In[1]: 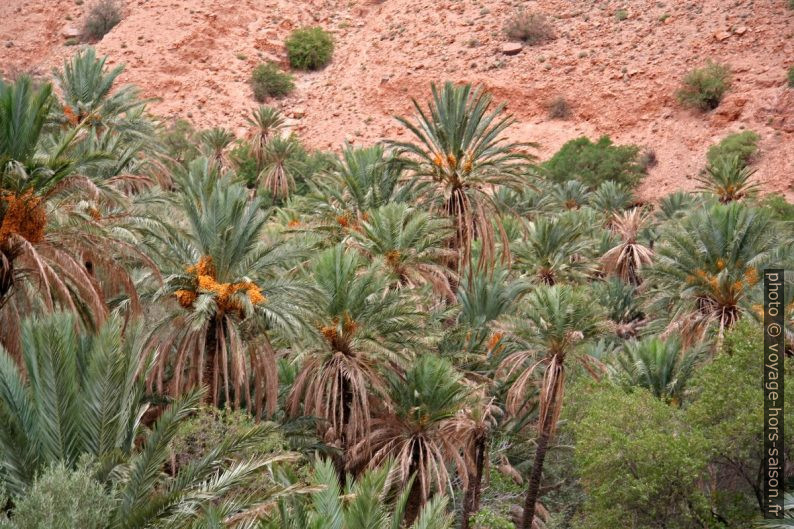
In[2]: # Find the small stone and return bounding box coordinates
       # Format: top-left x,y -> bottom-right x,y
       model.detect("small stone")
734,26 -> 747,35
714,31 -> 731,42
291,107 -> 306,119
62,26 -> 81,39
380,76 -> 389,85
501,42 -> 523,56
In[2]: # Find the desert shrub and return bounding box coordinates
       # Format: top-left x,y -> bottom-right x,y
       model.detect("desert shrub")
0,463 -> 112,529
504,10 -> 554,45
81,0 -> 122,42
250,63 -> 294,101
759,193 -> 794,221
230,142 -> 260,188
637,147 -> 658,170
543,135 -> 645,189
161,118 -> 200,164
614,8 -> 628,20
788,65 -> 794,87
676,61 -> 731,111
546,96 -> 571,119
706,130 -> 759,166
285,27 -> 334,70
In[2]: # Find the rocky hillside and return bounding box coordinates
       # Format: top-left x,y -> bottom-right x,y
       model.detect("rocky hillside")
1,0 -> 792,199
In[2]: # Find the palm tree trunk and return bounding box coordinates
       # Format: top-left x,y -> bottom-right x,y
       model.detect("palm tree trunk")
461,434 -> 487,529
520,421 -> 551,529
203,317 -> 219,406
473,435 -> 486,510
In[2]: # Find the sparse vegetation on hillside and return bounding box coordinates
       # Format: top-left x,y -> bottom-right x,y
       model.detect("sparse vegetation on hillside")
250,62 -> 294,101
285,27 -> 334,70
788,65 -> 794,87
81,0 -> 122,41
676,61 -> 731,111
504,10 -> 555,45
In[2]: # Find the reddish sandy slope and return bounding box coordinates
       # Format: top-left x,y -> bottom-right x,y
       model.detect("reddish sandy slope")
1,0 -> 793,199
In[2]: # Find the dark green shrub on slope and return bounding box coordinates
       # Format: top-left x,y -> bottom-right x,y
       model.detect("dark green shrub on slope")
543,135 -> 645,189
285,27 -> 334,70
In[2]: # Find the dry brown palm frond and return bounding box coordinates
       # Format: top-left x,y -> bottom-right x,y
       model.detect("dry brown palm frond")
498,454 -> 523,485
601,208 -> 653,285
537,355 -> 566,438
350,414 -> 469,503
288,350 -> 384,452
500,350 -> 544,417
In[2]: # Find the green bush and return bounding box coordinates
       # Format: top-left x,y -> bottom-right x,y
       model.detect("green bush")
686,320 -> 794,523
170,407 -> 289,497
567,321 -> 794,529
172,407 -> 285,469
161,118 -> 200,164
788,65 -> 794,88
676,61 -> 731,111
81,0 -> 122,41
543,135 -> 645,189
570,382 -> 711,529
285,27 -> 334,70
250,63 -> 294,101
0,463 -> 112,529
759,193 -> 794,221
706,130 -> 759,166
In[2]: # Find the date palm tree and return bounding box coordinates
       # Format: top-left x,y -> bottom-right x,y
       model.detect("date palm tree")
245,106 -> 285,166
452,265 -> 530,365
500,285 -> 603,529
0,76 -> 151,353
512,212 -> 597,285
303,144 -> 415,233
288,245 -> 420,469
105,390 -> 298,529
600,207 -> 654,285
349,354 -> 470,524
260,136 -> 302,200
647,202 -> 782,346
0,317 -> 298,528
350,202 -> 456,299
148,158 -> 311,414
611,335 -> 704,405
696,154 -> 759,204
52,46 -> 153,141
392,82 -> 533,269
200,128 -> 235,169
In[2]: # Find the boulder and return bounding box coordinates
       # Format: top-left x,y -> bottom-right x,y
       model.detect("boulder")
62,26 -> 81,39
502,42 -> 523,56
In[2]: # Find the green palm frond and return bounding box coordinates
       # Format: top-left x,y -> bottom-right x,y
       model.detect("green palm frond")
352,202 -> 455,298
696,154 -> 759,203
611,335 -> 704,404
0,312 -> 150,496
